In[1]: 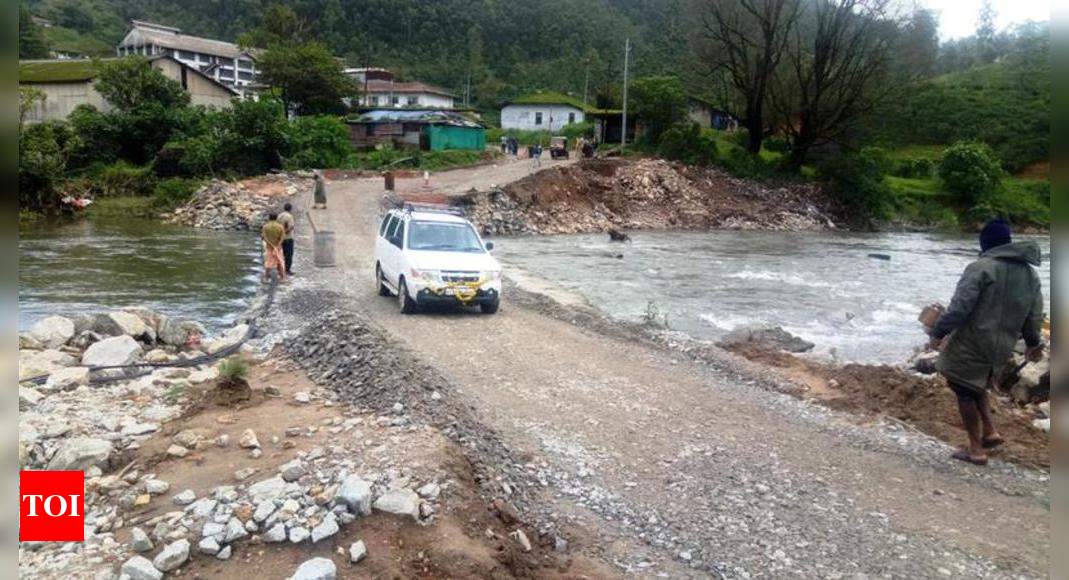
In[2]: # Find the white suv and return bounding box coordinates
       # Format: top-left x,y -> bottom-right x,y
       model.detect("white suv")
374,203 -> 502,314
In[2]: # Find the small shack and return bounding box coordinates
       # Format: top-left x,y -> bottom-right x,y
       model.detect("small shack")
347,110 -> 485,151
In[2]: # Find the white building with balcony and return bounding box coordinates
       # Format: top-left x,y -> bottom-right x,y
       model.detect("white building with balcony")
117,20 -> 258,97
345,67 -> 456,109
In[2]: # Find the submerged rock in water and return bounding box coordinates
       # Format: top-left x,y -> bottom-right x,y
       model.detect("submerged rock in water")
717,324 -> 815,353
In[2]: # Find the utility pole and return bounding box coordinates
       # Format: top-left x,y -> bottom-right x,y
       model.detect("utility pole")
621,37 -> 631,148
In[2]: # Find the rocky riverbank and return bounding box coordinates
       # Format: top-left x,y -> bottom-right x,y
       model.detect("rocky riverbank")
166,172 -> 313,231
455,158 -> 841,236
18,301 -> 590,579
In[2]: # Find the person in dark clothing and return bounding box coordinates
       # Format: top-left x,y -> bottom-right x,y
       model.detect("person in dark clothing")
928,218 -> 1045,465
278,202 -> 295,275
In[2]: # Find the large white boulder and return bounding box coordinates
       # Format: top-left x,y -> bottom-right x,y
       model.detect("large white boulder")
153,538 -> 190,572
120,555 -> 162,580
19,349 -> 77,380
336,475 -> 373,516
82,335 -> 143,367
44,366 -> 90,391
46,437 -> 112,471
30,316 -> 75,348
373,488 -> 421,520
206,324 -> 249,355
289,557 -> 336,580
108,311 -> 156,343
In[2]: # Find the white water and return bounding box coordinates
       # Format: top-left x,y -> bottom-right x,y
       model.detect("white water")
493,230 -> 1051,364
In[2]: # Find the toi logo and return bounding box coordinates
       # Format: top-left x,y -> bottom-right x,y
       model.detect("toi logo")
20,471 -> 85,542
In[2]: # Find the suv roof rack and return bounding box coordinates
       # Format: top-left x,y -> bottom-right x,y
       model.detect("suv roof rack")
400,201 -> 467,218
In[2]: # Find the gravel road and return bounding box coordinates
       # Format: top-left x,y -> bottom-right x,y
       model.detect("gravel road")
278,158 -> 1049,578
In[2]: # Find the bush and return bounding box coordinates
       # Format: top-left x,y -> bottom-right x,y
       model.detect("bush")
215,98 -> 287,176
152,178 -> 201,211
657,123 -> 717,165
966,179 -> 1050,227
816,149 -> 892,220
217,357 -> 249,383
560,122 -> 595,141
938,141 -> 1004,203
284,115 -> 352,169
764,136 -> 789,153
87,161 -> 157,197
891,156 -> 935,178
18,122 -> 69,210
66,105 -> 119,169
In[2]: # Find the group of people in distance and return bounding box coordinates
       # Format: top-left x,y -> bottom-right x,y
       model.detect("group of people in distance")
261,203 -> 295,283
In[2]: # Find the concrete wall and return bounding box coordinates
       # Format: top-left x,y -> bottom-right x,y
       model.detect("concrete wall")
151,58 -> 234,108
501,104 -> 584,132
22,81 -> 110,123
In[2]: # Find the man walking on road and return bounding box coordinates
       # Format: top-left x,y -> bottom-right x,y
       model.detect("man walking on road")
278,202 -> 296,275
261,213 -> 287,283
928,218 -> 1044,466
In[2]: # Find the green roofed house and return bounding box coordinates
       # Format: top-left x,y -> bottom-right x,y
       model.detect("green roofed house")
347,110 -> 486,151
19,56 -> 238,123
501,91 -> 633,143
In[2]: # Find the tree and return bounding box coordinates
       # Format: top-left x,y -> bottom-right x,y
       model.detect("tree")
976,0 -> 997,63
94,57 -> 190,112
631,76 -> 689,143
237,4 -> 309,48
772,0 -> 900,168
900,8 -> 939,79
257,42 -> 359,116
19,3 -> 50,59
692,0 -> 801,154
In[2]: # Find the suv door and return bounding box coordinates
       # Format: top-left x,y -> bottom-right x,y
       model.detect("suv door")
388,218 -> 407,288
377,214 -> 398,284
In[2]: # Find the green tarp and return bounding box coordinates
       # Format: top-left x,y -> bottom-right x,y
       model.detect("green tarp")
424,124 -> 485,151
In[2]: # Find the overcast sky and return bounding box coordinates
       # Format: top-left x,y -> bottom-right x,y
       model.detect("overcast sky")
920,0 -> 1049,40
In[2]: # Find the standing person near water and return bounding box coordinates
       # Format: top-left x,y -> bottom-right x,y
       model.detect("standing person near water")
928,218 -> 1045,466
278,202 -> 296,276
261,213 -> 286,283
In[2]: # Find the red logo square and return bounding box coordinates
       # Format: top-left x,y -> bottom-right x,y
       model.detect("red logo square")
20,471 -> 85,542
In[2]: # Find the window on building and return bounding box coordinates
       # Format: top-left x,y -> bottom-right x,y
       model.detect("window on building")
198,54 -> 211,63
238,71 -> 253,81
238,59 -> 253,69
568,112 -> 576,124
534,112 -> 543,125
407,96 -> 419,106
369,96 -> 379,105
391,96 -> 400,106
219,69 -> 234,79
179,50 -> 196,60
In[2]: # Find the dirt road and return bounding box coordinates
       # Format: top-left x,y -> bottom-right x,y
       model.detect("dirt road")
292,157 -> 1049,578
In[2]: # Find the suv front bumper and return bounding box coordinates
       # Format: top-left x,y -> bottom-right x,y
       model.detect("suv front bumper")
416,287 -> 499,306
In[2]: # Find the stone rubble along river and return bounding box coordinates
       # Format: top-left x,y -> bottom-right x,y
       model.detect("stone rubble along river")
166,172 -> 313,231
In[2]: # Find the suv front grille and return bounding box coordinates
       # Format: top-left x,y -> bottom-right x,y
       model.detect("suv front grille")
441,271 -> 480,283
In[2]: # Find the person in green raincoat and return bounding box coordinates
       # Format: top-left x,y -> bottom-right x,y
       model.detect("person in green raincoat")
928,218 -> 1045,466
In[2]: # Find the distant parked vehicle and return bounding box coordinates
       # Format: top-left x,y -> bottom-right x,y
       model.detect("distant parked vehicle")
550,136 -> 569,159
374,203 -> 502,314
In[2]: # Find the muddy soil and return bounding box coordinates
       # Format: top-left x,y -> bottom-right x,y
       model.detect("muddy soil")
728,345 -> 1050,469
459,158 -> 843,235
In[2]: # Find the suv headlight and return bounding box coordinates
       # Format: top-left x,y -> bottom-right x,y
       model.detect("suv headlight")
410,269 -> 441,282
483,270 -> 502,281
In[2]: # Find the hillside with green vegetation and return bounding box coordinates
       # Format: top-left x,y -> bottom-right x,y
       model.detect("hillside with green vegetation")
19,0 -> 1049,231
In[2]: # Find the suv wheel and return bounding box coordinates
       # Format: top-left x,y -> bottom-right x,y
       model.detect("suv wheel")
398,278 -> 417,314
375,264 -> 391,296
480,299 -> 500,314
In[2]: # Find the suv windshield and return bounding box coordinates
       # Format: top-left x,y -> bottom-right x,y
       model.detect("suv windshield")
408,221 -> 484,253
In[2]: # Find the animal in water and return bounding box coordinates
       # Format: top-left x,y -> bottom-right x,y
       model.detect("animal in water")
608,228 -> 631,242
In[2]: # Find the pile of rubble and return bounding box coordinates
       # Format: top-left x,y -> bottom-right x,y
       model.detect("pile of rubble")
18,308 -> 251,472
166,172 -> 313,231
456,158 -> 840,236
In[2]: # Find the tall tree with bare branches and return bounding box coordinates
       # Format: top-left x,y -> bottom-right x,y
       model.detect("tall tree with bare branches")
773,0 -> 900,167
692,0 -> 801,154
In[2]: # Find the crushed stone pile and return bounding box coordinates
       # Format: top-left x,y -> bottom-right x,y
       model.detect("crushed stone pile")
457,158 -> 841,235
167,172 -> 313,231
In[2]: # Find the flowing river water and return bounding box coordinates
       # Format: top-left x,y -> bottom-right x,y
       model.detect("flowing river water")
494,230 -> 1051,364
20,218 -> 1050,365
19,217 -> 261,332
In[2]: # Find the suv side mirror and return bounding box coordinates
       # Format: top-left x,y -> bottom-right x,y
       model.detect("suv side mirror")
485,241 -> 494,251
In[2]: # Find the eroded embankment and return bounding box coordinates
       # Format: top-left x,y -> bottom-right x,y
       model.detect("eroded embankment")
456,158 -> 843,235
725,344 -> 1051,469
